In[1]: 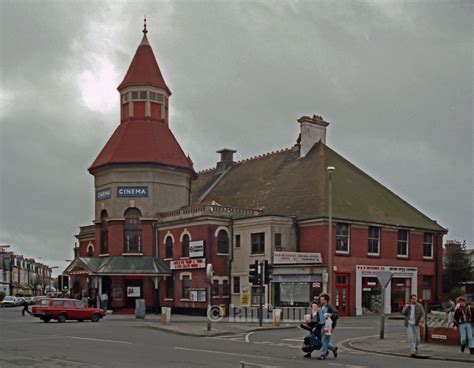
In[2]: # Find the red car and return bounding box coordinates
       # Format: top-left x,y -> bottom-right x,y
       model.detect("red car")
32,298 -> 106,323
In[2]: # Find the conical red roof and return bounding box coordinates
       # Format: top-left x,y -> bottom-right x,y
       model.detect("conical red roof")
117,34 -> 171,94
89,120 -> 193,173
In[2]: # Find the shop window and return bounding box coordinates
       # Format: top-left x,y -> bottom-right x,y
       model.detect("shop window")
182,276 -> 190,299
251,286 -> 262,305
217,230 -> 229,254
367,226 -> 380,255
100,210 -> 108,254
165,236 -> 173,259
423,233 -> 433,259
235,234 -> 241,248
422,276 -> 433,301
123,208 -> 141,253
251,232 -> 265,254
275,233 -> 282,251
233,276 -> 240,293
166,277 -> 173,299
336,223 -> 350,253
212,280 -> 219,296
222,280 -> 229,296
397,230 -> 409,257
181,234 -> 190,258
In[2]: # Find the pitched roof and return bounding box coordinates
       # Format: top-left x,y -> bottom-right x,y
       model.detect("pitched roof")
65,256 -> 171,275
89,120 -> 194,173
191,143 -> 446,232
117,34 -> 170,94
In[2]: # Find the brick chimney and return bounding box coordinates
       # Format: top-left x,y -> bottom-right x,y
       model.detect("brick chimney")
216,148 -> 236,174
297,115 -> 329,157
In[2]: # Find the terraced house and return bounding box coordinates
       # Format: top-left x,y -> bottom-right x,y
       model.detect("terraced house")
64,23 -> 446,316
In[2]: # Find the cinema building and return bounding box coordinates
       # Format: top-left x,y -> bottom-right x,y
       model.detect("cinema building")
64,24 -> 446,316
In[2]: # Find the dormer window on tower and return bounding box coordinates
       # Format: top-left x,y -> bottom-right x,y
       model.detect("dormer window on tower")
120,89 -> 167,122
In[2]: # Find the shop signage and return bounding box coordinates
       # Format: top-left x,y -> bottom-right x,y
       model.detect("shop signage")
274,251 -> 322,265
117,186 -> 149,197
126,286 -> 140,297
189,240 -> 204,258
431,334 -> 447,340
357,265 -> 417,276
241,287 -> 250,307
170,258 -> 206,270
96,188 -> 111,201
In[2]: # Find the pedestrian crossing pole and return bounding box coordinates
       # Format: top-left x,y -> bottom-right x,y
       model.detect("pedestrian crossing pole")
376,270 -> 393,339
259,261 -> 264,327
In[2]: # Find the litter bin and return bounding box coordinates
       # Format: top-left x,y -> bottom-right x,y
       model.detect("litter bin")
161,307 -> 171,324
273,308 -> 281,327
135,299 -> 146,319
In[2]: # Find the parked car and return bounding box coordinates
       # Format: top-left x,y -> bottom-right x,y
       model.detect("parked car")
31,298 -> 106,323
0,296 -> 19,307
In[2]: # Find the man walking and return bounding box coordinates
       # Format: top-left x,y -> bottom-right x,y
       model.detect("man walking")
21,298 -> 31,316
401,294 -> 424,357
100,292 -> 109,311
453,296 -> 473,354
317,293 -> 338,360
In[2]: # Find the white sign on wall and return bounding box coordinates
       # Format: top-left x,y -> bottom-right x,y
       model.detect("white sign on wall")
274,251 -> 322,265
189,240 -> 204,258
126,286 -> 141,297
170,258 -> 206,270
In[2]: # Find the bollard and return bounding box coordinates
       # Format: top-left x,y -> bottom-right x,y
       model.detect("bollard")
273,308 -> 281,327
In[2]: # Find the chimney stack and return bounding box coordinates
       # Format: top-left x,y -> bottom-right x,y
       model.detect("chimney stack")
297,114 -> 329,157
216,148 -> 236,174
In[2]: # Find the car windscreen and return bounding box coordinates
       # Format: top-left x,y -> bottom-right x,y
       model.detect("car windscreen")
40,299 -> 49,305
51,300 -> 64,306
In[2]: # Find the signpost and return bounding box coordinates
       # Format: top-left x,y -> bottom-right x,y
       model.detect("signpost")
376,270 -> 393,339
206,264 -> 213,331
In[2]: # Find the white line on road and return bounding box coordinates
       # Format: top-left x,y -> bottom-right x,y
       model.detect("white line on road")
174,347 -> 272,360
245,331 -> 255,342
65,336 -> 133,344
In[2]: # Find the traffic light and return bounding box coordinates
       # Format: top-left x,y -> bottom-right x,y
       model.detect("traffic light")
62,275 -> 69,290
264,260 -> 273,284
57,275 -> 63,290
248,260 -> 259,285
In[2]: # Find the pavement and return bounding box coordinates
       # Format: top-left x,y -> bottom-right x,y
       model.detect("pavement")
106,312 -> 474,363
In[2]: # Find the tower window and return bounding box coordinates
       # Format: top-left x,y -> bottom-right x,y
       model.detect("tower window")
149,92 -> 164,103
139,91 -> 147,99
124,208 -> 142,253
121,93 -> 128,103
100,210 -> 108,255
131,91 -> 139,100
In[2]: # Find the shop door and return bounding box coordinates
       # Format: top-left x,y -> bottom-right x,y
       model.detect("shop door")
335,273 -> 350,316
124,280 -> 143,308
390,277 -> 410,312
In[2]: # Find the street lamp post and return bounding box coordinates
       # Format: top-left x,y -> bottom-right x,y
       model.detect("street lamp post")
327,166 -> 335,303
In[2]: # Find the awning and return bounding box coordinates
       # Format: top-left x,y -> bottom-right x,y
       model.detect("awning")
272,274 -> 322,283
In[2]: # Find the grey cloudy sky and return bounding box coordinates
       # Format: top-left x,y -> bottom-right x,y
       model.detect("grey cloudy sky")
0,0 -> 472,274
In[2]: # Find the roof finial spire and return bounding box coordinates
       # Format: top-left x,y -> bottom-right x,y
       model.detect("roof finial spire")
143,16 -> 148,35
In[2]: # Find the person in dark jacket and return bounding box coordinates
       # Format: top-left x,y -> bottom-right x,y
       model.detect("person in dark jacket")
21,299 -> 31,316
453,296 -> 474,354
316,293 -> 339,360
303,301 -> 322,358
401,294 -> 425,357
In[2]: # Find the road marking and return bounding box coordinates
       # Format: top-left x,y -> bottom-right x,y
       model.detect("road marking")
174,347 -> 272,360
245,331 -> 255,342
65,336 -> 133,344
2,335 -> 61,342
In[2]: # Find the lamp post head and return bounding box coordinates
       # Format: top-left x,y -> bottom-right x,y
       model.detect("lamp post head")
327,166 -> 335,173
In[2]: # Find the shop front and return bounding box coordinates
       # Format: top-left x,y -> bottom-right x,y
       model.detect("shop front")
355,265 -> 417,316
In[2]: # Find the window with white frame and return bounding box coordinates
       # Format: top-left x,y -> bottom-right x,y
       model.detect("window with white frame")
182,276 -> 190,299
233,277 -> 240,293
336,223 -> 350,253
217,230 -> 229,254
181,234 -> 190,258
397,230 -> 409,257
423,233 -> 433,258
368,226 -> 380,255
165,236 -> 173,259
251,233 -> 265,254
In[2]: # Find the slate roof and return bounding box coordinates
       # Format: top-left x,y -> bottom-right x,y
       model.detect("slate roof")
191,143 -> 446,232
66,257 -> 171,275
88,120 -> 194,173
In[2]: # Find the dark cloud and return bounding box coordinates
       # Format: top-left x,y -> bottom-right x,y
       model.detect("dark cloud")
0,0 -> 472,272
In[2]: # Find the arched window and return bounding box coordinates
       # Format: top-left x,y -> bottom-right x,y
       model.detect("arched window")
87,245 -> 94,257
124,208 -> 142,253
165,236 -> 173,259
217,230 -> 229,254
181,234 -> 190,258
100,210 -> 108,254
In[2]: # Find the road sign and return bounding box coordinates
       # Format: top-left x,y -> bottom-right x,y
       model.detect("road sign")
376,270 -> 393,288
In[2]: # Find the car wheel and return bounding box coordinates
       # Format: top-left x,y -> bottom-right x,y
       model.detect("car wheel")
42,317 -> 51,323
91,314 -> 100,322
57,313 -> 67,323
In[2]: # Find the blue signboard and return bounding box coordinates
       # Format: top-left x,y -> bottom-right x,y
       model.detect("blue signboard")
96,188 -> 111,201
117,186 -> 149,197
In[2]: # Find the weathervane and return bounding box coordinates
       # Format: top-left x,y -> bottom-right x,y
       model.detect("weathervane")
143,16 -> 148,35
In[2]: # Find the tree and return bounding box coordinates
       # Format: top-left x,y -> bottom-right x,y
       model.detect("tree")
442,240 -> 473,293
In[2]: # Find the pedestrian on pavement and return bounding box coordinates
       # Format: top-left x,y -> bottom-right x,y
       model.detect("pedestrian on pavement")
316,293 -> 339,360
101,292 -> 109,311
303,301 -> 322,358
448,299 -> 456,321
21,299 -> 31,316
401,294 -> 425,358
453,296 -> 474,354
